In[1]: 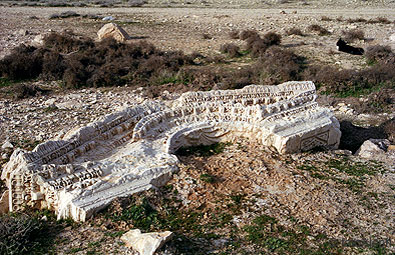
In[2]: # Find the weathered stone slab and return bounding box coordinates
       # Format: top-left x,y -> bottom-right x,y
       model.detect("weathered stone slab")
1,81 -> 341,221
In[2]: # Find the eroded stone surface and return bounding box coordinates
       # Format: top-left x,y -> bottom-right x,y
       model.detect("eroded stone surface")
1,81 -> 341,221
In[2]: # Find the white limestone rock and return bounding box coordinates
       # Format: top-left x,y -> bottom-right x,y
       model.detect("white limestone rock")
1,81 -> 341,221
121,229 -> 173,255
97,23 -> 130,42
355,139 -> 394,165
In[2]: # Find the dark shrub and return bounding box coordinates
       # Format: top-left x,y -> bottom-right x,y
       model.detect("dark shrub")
0,45 -> 46,80
367,17 -> 391,24
342,29 -> 365,42
0,214 -> 42,254
286,27 -> 304,36
220,43 -> 241,58
321,16 -> 332,21
12,84 -> 45,99
229,30 -> 240,39
43,32 -> 94,54
308,24 -> 331,35
365,45 -> 393,64
258,46 -> 305,84
239,30 -> 259,41
41,51 -> 65,80
262,32 -> 282,46
347,17 -> 367,23
202,33 -> 212,39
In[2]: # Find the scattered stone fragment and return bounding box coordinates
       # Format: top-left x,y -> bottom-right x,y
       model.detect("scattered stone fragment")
1,140 -> 13,150
121,229 -> 174,255
16,29 -> 29,36
97,23 -> 131,42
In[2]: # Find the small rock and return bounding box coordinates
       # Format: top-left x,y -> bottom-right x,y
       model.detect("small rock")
31,34 -> 45,47
121,229 -> 173,255
102,16 -> 114,21
17,29 -> 29,36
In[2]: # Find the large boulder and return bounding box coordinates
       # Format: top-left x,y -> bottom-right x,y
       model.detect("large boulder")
97,23 -> 130,42
121,229 -> 174,255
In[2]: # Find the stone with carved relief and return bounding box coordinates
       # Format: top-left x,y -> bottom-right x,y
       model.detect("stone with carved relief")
1,81 -> 341,221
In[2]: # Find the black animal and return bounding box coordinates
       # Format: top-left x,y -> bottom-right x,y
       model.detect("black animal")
336,38 -> 364,55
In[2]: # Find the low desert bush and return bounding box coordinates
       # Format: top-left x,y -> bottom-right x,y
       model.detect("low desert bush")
0,32 -> 195,89
286,27 -> 304,36
12,84 -> 46,99
242,31 -> 282,57
346,17 -> 367,23
0,44 -> 46,80
43,31 -> 94,54
229,30 -> 240,39
0,214 -> 44,254
308,24 -> 331,35
220,43 -> 241,58
367,17 -> 391,24
342,29 -> 365,42
239,30 -> 259,41
257,46 -> 305,84
321,16 -> 333,21
365,45 -> 394,65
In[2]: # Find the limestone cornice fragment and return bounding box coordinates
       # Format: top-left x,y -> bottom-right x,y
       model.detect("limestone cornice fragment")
1,81 -> 340,221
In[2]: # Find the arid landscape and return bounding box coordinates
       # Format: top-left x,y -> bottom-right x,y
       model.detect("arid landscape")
0,0 -> 394,254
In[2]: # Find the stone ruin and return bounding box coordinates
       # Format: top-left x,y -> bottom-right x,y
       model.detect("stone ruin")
1,81 -> 341,221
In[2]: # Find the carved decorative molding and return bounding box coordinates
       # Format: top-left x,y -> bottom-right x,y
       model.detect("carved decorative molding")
1,81 -> 341,221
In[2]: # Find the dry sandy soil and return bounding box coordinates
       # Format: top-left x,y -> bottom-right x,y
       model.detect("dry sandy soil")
0,2 -> 394,255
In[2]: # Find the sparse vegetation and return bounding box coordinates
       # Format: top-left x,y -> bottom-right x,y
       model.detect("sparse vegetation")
308,24 -> 331,35
220,43 -> 241,58
175,142 -> 230,157
342,29 -> 365,42
0,211 -> 63,255
286,27 -> 304,36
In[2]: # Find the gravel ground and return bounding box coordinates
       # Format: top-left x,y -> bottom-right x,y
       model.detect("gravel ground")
0,3 -> 394,254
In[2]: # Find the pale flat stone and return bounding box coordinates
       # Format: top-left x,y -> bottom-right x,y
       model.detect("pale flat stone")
121,229 -> 173,255
1,81 -> 341,221
97,23 -> 130,42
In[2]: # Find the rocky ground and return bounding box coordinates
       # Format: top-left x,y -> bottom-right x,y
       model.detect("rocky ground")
0,2 -> 394,255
